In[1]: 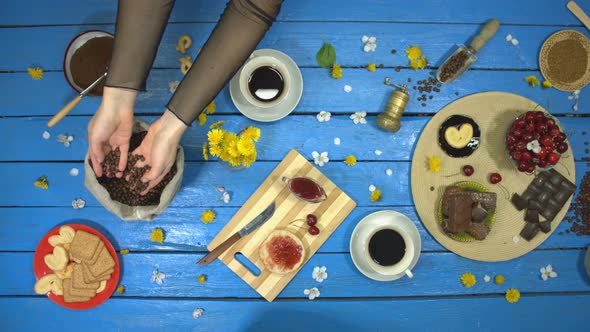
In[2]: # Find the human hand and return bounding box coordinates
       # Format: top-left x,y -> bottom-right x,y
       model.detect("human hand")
87,87 -> 137,177
132,109 -> 187,195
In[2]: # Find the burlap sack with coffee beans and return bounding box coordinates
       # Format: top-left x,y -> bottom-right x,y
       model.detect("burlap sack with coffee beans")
84,119 -> 184,221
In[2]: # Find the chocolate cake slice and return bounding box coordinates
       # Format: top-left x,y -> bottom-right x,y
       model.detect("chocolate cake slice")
468,192 -> 496,212
467,223 -> 490,240
446,195 -> 473,233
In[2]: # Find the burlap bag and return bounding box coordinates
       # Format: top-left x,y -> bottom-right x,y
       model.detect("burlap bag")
84,119 -> 184,221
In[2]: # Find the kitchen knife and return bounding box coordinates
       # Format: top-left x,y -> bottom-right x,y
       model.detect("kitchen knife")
437,19 -> 500,84
196,201 -> 276,265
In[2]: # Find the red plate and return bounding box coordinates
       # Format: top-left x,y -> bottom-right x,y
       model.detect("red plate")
33,224 -> 120,310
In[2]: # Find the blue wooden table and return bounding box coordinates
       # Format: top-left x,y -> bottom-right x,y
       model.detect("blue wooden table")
1,1 -> 590,330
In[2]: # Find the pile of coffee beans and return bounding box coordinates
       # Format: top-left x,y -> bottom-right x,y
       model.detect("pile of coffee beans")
438,49 -> 470,83
564,170 -> 590,236
90,131 -> 177,206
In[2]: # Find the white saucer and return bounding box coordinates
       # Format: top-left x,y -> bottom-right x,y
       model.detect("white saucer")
229,49 -> 303,122
350,210 -> 421,282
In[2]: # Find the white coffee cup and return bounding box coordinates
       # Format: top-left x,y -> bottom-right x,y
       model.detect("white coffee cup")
351,210 -> 421,281
238,55 -> 291,108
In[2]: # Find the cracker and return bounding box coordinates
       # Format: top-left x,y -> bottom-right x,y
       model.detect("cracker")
87,246 -> 115,277
72,264 -> 100,290
70,230 -> 101,262
81,260 -> 113,283
63,292 -> 91,303
82,241 -> 104,265
63,278 -> 96,298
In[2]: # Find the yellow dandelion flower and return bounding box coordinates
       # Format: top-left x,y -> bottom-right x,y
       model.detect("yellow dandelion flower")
207,129 -> 225,146
331,64 -> 343,79
201,210 -> 216,224
28,67 -> 44,80
344,154 -> 357,166
209,120 -> 225,129
242,149 -> 257,168
495,275 -> 505,285
202,143 -> 209,161
460,272 -> 476,288
198,113 -> 207,126
367,63 -> 376,72
120,249 -> 130,255
150,228 -> 165,244
237,136 -> 255,156
241,126 -> 261,142
116,285 -> 126,294
410,56 -> 427,70
405,46 -> 422,60
34,175 -> 49,189
198,275 -> 207,284
224,133 -> 240,158
524,75 -> 540,87
428,156 -> 441,172
542,80 -> 553,89
228,155 -> 242,167
204,100 -> 216,114
370,189 -> 382,202
219,149 -> 232,162
209,144 -> 223,157
505,288 -> 520,303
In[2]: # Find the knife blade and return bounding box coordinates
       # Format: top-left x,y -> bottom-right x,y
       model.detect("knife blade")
196,201 -> 276,265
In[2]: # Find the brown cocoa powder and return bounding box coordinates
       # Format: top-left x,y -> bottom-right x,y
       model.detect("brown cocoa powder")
547,39 -> 587,84
70,36 -> 113,96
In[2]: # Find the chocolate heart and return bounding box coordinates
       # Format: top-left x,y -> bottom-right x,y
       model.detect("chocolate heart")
444,123 -> 473,149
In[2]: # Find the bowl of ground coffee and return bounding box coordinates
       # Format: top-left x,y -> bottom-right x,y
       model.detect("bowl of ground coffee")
539,30 -> 590,92
63,30 -> 114,96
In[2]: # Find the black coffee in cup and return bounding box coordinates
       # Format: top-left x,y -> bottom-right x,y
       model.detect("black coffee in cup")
248,66 -> 284,103
368,229 -> 406,266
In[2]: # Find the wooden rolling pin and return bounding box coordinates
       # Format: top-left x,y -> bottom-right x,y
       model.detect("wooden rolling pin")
567,1 -> 590,30
47,72 -> 106,128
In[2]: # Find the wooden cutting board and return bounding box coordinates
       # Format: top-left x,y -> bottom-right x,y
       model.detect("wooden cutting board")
208,149 -> 356,302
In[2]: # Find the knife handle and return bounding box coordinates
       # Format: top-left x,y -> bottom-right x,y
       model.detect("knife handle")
197,233 -> 241,265
470,19 -> 500,52
568,1 -> 590,31
48,95 -> 83,128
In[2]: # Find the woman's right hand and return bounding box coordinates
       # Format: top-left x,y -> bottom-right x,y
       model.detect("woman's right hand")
87,86 -> 137,177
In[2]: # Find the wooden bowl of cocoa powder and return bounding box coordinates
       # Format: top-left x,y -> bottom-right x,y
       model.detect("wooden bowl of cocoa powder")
63,30 -> 113,96
539,30 -> 590,92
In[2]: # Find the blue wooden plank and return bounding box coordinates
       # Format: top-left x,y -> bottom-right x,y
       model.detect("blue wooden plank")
1,23 -> 586,71
3,250 -> 589,298
2,115 -> 589,162
1,161 -> 588,208
0,0 -> 583,25
1,204 -> 587,253
2,295 -> 589,331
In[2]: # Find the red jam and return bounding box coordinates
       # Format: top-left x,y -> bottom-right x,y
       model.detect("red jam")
288,177 -> 324,201
266,235 -> 303,270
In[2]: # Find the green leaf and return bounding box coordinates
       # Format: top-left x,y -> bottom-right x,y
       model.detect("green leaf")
316,42 -> 336,68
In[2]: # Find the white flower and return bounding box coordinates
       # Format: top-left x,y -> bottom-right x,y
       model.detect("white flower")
311,151 -> 329,167
511,38 -> 519,46
333,137 -> 341,146
361,35 -> 369,43
221,191 -> 230,204
57,134 -> 74,148
385,168 -> 393,176
369,184 -> 376,192
312,266 -> 328,282
316,110 -> 331,122
42,131 -> 50,140
527,140 -> 541,154
374,150 -> 382,156
350,111 -> 367,124
70,168 -> 79,176
484,275 -> 491,282
168,80 -> 180,93
361,35 -> 377,52
505,34 -> 513,41
71,198 -> 86,209
303,287 -> 320,300
192,308 -> 205,319
513,235 -> 520,244
363,43 -> 377,52
216,186 -> 225,192
344,85 -> 352,93
151,270 -> 166,285
540,265 -> 557,281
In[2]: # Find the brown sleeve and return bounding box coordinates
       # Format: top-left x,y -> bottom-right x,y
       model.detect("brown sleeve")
167,0 -> 284,126
105,0 -> 175,91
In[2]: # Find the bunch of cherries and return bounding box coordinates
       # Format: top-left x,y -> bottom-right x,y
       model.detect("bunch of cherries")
506,111 -> 568,173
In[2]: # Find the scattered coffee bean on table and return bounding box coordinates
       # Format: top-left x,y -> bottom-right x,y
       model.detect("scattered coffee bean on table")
89,131 -> 178,206
564,171 -> 590,235
438,50 -> 470,83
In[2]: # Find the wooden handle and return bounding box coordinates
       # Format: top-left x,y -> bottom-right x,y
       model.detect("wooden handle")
470,19 -> 500,52
196,233 -> 241,265
567,1 -> 590,30
48,95 -> 83,128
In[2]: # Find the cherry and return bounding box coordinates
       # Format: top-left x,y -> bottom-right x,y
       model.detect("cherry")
306,214 -> 318,226
525,112 -> 536,122
489,172 -> 502,184
536,148 -> 548,159
514,119 -> 526,128
511,151 -> 523,161
308,225 -> 320,235
526,165 -> 535,173
506,135 -> 517,146
538,159 -> 548,168
535,123 -> 548,134
541,135 -> 553,147
516,141 -> 527,151
546,118 -> 556,127
518,161 -> 529,172
463,165 -> 474,176
535,112 -> 546,122
556,133 -> 567,143
531,157 -> 540,166
549,128 -> 561,137
525,123 -> 536,133
556,143 -> 569,153
521,151 -> 532,161
523,133 -> 534,142
512,129 -> 523,138
547,152 -> 560,165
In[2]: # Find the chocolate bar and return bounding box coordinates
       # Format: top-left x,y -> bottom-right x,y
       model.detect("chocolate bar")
525,209 -> 539,224
520,222 -> 540,241
539,221 -> 551,233
511,194 -> 528,211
